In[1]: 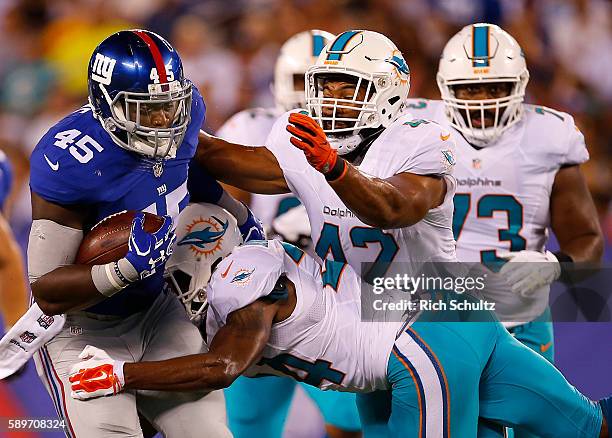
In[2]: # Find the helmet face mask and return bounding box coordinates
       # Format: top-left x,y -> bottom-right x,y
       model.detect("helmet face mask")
437,23 -> 529,147
273,30 -> 335,112
105,80 -> 192,159
306,31 -> 410,155
166,267 -> 210,325
88,30 -> 193,159
307,69 -> 381,150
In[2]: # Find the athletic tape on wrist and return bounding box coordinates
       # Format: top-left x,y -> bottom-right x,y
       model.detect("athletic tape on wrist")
91,263 -> 128,297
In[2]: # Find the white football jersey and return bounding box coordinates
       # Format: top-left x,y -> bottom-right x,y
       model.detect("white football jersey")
264,111 -> 458,285
216,108 -> 302,228
206,239 -> 399,392
406,98 -> 589,324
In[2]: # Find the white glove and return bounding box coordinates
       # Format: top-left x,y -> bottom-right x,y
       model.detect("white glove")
69,345 -> 125,400
498,250 -> 561,297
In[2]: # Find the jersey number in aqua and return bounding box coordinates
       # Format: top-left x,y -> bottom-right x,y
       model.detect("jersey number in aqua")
453,194 -> 526,270
315,222 -> 399,286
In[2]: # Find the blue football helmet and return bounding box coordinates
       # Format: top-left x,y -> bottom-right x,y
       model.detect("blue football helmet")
88,29 -> 192,159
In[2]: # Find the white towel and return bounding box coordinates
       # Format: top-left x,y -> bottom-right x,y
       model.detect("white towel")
0,304 -> 65,379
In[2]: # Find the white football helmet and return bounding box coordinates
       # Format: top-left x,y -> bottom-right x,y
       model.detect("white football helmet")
273,30 -> 335,112
437,23 -> 529,147
306,30 -> 410,155
165,203 -> 242,323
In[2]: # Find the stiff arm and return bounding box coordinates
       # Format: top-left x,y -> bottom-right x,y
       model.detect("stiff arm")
196,131 -> 290,195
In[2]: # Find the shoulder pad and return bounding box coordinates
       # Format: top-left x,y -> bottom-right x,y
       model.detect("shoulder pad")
30,107 -> 134,204
362,114 -> 454,177
207,241 -> 286,324
522,104 -> 588,167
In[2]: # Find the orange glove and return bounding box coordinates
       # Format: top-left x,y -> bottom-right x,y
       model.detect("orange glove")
69,346 -> 125,400
286,113 -> 346,180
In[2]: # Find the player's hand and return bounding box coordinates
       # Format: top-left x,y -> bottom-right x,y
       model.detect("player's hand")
238,203 -> 266,242
122,213 -> 176,281
69,346 -> 125,400
286,113 -> 340,175
498,250 -> 561,297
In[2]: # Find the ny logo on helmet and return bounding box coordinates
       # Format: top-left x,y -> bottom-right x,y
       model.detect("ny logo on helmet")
91,54 -> 116,85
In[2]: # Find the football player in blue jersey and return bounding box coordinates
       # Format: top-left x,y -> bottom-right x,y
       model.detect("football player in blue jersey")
27,29 -> 261,437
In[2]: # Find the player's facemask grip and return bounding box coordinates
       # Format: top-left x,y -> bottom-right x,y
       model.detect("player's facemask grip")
98,80 -> 192,159
307,70 -> 384,155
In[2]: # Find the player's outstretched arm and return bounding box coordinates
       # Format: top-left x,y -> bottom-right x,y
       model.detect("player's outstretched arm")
286,113 -> 446,228
328,168 -> 445,229
125,298 -> 278,391
196,130 -> 290,195
550,164 -> 603,264
69,298 -> 279,398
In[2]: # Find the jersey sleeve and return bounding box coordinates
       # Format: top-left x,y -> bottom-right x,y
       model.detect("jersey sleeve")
563,118 -> 589,166
264,111 -> 312,173
360,119 -> 456,178
206,240 -> 286,326
215,112 -> 248,144
29,134 -> 96,205
263,110 -> 319,197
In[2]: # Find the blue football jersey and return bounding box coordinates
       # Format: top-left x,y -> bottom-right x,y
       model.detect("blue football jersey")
30,85 -> 208,315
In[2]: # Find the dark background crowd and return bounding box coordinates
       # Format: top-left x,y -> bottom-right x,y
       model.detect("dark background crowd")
0,1 -> 609,433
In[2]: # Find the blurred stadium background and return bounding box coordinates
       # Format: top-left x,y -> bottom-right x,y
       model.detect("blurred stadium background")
0,0 -> 609,436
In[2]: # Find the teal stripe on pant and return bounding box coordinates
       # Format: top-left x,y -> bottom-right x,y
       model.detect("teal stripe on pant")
356,293 -> 602,437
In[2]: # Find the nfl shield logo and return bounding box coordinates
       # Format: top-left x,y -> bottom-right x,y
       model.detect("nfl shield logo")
19,331 -> 37,343
153,161 -> 164,177
37,315 -> 54,329
472,159 -> 482,169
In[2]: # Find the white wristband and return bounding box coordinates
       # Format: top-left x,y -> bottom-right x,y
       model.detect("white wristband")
91,259 -> 138,297
114,360 -> 126,388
